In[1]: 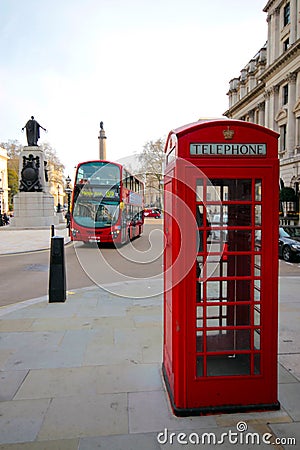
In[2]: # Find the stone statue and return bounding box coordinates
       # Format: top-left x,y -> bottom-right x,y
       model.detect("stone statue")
100,121 -> 104,130
22,116 -> 47,146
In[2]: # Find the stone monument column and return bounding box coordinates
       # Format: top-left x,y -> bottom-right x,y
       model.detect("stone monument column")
98,121 -> 107,160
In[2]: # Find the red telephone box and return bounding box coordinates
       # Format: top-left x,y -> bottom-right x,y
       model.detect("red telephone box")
163,119 -> 280,416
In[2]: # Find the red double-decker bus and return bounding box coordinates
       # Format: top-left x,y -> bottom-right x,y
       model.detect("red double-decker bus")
70,160 -> 144,245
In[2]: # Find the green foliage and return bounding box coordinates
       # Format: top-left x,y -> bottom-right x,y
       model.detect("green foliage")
7,168 -> 18,208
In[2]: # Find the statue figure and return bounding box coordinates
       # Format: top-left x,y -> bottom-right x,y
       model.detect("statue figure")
22,116 -> 47,146
100,121 -> 104,130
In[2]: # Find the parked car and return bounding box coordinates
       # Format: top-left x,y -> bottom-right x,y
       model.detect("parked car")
281,226 -> 300,242
279,227 -> 300,262
144,208 -> 161,219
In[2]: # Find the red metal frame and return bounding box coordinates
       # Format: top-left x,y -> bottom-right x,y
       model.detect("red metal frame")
70,160 -> 144,245
163,120 -> 280,415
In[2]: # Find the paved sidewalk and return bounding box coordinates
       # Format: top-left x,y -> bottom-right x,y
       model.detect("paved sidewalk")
0,228 -> 299,448
0,225 -> 71,254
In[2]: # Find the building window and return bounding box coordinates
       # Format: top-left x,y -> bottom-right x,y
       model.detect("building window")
297,117 -> 300,148
283,38 -> 289,51
280,124 -> 287,151
283,3 -> 290,27
283,84 -> 289,105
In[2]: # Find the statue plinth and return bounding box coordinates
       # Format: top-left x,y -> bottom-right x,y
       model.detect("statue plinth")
10,146 -> 59,228
10,192 -> 59,227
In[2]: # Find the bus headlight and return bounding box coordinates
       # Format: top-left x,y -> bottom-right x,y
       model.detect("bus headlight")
71,228 -> 80,237
111,226 -> 121,238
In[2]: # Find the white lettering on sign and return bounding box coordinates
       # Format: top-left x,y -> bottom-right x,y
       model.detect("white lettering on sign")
190,143 -> 267,156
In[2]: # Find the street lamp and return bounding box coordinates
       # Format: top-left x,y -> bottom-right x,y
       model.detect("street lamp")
57,184 -> 61,213
65,175 -> 72,233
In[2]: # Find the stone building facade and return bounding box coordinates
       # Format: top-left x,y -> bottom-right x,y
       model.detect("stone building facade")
224,0 -> 300,216
0,147 -> 9,217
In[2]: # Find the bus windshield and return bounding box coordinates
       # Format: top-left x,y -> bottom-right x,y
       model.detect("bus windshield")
73,199 -> 119,228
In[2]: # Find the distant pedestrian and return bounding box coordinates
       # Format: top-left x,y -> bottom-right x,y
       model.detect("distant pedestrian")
3,213 -> 9,225
22,116 -> 47,146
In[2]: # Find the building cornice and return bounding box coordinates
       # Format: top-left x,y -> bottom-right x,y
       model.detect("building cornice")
224,82 -> 265,117
259,39 -> 300,82
263,0 -> 285,13
225,39 -> 300,117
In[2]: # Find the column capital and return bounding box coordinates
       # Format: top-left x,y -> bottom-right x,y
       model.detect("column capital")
274,6 -> 280,16
286,72 -> 297,84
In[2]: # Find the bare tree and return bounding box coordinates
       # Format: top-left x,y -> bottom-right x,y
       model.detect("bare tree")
137,138 -> 165,208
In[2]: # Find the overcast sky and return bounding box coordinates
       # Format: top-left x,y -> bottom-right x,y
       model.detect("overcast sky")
1,0 -> 268,177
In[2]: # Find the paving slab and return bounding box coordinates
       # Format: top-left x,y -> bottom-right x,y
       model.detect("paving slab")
215,408 -> 292,427
37,393 -> 128,440
14,366 -> 98,400
0,319 -> 35,333
83,336 -> 144,366
0,370 -> 29,401
269,422 -> 300,449
128,390 -> 218,434
278,362 -> 299,384
14,363 -> 162,400
94,363 -> 162,394
278,382 -> 300,421
1,329 -> 91,370
279,353 -> 300,381
0,330 -> 65,370
0,398 -> 50,444
0,439 -> 79,450
78,433 -> 161,450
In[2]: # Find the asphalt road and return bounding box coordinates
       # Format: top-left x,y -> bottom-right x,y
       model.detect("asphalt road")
0,220 -> 299,307
0,222 -> 164,307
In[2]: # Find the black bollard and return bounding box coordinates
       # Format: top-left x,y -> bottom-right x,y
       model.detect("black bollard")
49,236 -> 66,302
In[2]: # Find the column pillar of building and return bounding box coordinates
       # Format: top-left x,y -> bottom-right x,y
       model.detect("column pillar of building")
273,7 -> 280,62
287,72 -> 297,156
258,102 -> 265,126
239,69 -> 247,99
227,89 -> 233,109
266,14 -> 272,64
264,89 -> 271,128
231,78 -> 239,105
268,88 -> 275,129
248,109 -> 255,123
290,0 -> 297,44
273,85 -> 280,131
